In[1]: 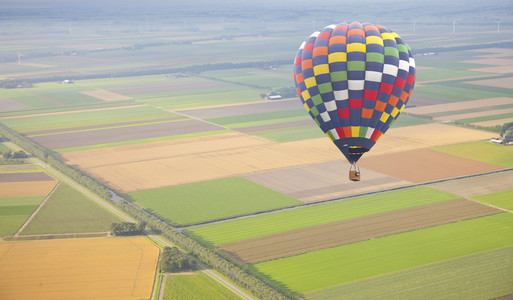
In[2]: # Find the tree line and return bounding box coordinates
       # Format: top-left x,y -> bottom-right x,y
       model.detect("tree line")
0,123 -> 288,299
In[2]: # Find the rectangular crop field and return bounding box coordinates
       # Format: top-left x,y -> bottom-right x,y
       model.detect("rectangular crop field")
162,273 -> 241,300
186,187 -> 459,246
0,181 -> 57,198
432,171 -> 513,198
20,182 -> 120,235
218,199 -> 500,264
472,189 -> 513,211
251,213 -> 513,295
432,141 -> 513,167
359,148 -> 503,183
0,196 -> 45,236
129,177 -> 301,226
405,97 -> 513,116
0,237 -> 159,300
0,104 -> 173,133
305,245 -> 513,300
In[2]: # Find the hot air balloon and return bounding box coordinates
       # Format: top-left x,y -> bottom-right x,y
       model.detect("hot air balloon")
293,22 -> 416,181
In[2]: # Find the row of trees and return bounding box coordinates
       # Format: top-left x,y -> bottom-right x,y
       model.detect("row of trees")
110,222 -> 146,236
159,247 -> 195,273
0,123 -> 288,299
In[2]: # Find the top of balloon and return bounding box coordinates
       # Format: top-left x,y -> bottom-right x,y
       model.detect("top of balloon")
293,22 -> 416,166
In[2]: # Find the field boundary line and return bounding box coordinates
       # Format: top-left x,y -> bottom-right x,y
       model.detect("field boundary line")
467,197 -> 513,214
14,181 -> 60,236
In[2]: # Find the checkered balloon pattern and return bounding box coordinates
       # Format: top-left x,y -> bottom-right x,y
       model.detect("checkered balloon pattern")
293,22 -> 416,164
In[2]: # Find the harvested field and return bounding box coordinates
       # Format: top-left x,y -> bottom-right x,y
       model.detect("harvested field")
465,76 -> 513,90
244,161 -> 409,203
219,199 -> 501,264
468,65 -> 513,74
359,149 -> 503,183
0,181 -> 58,197
179,99 -> 303,119
462,58 -> 513,66
368,123 -> 493,156
61,132 -> 271,169
0,98 -> 29,111
472,116 -> 513,127
0,172 -> 53,182
433,171 -> 513,198
32,119 -> 222,149
80,89 -> 132,101
434,107 -> 513,122
405,97 -> 513,116
0,237 -> 159,300
63,124 -> 494,192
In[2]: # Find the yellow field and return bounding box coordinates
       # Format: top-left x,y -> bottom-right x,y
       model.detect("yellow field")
62,124 -> 492,193
0,237 -> 159,300
80,89 -> 132,101
0,181 -> 58,197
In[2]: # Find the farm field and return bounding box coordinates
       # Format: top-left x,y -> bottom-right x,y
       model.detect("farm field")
304,245 -> 513,300
0,237 -> 159,300
3,3 -> 513,299
0,171 -> 58,236
218,198 -> 501,264
20,182 -> 121,235
128,177 -> 301,226
162,273 -> 241,300
186,187 -> 459,246
251,213 -> 513,295
472,189 -> 513,211
358,148 -> 503,183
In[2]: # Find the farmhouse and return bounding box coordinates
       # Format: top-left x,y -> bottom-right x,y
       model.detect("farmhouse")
266,95 -> 282,100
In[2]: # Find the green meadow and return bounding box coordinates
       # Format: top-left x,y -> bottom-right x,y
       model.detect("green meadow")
162,272 -> 242,300
251,124 -> 324,143
432,141 -> 513,167
0,196 -> 44,236
305,245 -> 513,300
129,177 -> 302,226
186,187 -> 459,246
473,189 -> 513,211
20,183 -> 120,235
1,105 -> 175,133
252,213 -> 513,295
206,109 -> 309,128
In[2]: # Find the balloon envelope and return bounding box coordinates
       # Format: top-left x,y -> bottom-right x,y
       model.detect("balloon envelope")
293,22 -> 416,164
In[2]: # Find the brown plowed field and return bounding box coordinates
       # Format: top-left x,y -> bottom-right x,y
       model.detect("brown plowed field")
435,107 -> 513,122
0,98 -> 29,111
218,199 -> 502,264
0,172 -> 53,182
472,117 -> 513,127
32,119 -> 222,149
464,76 -> 513,90
359,149 -> 503,183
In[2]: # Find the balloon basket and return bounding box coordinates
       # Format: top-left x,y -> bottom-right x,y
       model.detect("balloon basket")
349,164 -> 360,182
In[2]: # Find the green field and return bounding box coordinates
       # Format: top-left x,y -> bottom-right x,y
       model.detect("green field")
0,196 -> 44,236
432,141 -> 513,167
206,109 -> 310,128
139,88 -> 264,110
129,177 -> 302,226
0,105 -> 175,133
0,143 -> 10,152
305,245 -> 513,300
390,115 -> 431,128
412,82 -> 513,102
186,187 -> 459,246
162,273 -> 242,300
20,183 -> 120,235
473,189 -> 513,211
456,112 -> 513,124
251,213 -> 513,295
250,124 -> 324,142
